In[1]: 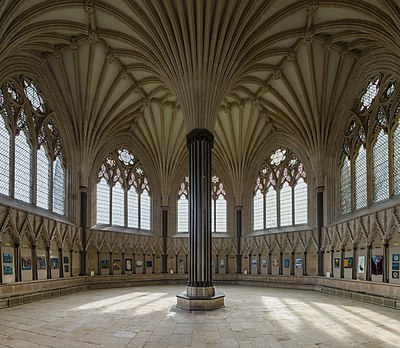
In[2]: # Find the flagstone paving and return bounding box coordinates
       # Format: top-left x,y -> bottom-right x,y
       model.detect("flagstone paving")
0,285 -> 399,347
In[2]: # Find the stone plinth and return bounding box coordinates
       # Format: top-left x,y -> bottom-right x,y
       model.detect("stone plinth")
176,289 -> 225,311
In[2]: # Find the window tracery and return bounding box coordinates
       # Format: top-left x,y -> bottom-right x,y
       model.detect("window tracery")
96,148 -> 151,230
253,148 -> 307,230
0,77 -> 65,214
339,74 -> 400,214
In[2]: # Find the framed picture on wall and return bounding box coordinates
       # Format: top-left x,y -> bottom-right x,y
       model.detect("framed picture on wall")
284,259 -> 289,268
262,259 -> 267,268
392,263 -> 399,271
371,255 -> 383,275
64,256 -> 69,264
125,259 -> 132,271
146,260 -> 152,268
3,264 -> 13,275
37,256 -> 46,270
22,256 -> 32,270
334,258 -> 340,268
295,258 -> 302,269
272,259 -> 279,267
251,260 -> 257,268
113,260 -> 121,270
51,258 -> 59,270
358,256 -> 365,274
100,260 -> 109,269
392,271 -> 399,279
64,264 -> 69,273
136,260 -> 143,267
3,253 -> 12,264
393,254 -> 399,262
344,257 -> 353,268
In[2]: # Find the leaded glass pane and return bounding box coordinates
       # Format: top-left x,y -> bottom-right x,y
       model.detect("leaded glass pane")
177,194 -> 189,233
394,124 -> 400,195
52,157 -> 64,214
96,178 -> 110,224
112,183 -> 124,226
215,195 -> 227,232
360,78 -> 379,111
128,188 -> 139,228
0,115 -> 10,196
265,187 -> 277,228
140,190 -> 151,230
354,146 -> 367,210
373,129 -> 389,202
253,190 -> 264,230
294,178 -> 307,224
280,182 -> 292,226
340,158 -> 351,214
36,146 -> 49,209
14,131 -> 31,203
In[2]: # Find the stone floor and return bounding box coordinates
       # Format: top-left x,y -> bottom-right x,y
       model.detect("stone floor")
0,285 -> 399,347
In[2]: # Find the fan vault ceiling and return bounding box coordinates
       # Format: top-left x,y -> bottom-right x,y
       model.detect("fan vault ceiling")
0,0 -> 399,202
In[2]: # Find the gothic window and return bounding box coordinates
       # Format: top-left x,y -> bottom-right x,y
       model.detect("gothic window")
96,177 -> 110,224
36,145 -> 50,209
339,75 -> 399,215
0,101 -> 10,196
177,177 -> 189,233
253,180 -> 264,230
372,129 -> 389,202
14,130 -> 31,203
0,78 -> 65,214
96,148 -> 151,230
211,175 -> 227,233
339,157 -> 351,214
112,181 -> 125,226
52,157 -> 64,214
294,177 -> 308,224
280,182 -> 292,226
394,123 -> 400,195
253,148 -> 308,230
128,187 -> 139,228
176,174 -> 227,233
265,186 -> 277,228
354,145 -> 367,210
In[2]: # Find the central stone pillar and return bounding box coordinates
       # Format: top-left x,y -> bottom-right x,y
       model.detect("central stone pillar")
176,129 -> 225,311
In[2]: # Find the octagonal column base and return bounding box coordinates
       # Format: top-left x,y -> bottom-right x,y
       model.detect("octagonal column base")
176,288 -> 225,311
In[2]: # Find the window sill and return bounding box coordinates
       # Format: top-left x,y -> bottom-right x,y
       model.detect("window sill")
0,194 -> 72,225
91,225 -> 158,236
333,194 -> 400,225
171,232 -> 233,238
249,225 -> 312,236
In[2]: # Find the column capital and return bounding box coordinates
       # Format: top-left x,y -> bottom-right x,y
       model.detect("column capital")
186,128 -> 214,147
315,186 -> 324,193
